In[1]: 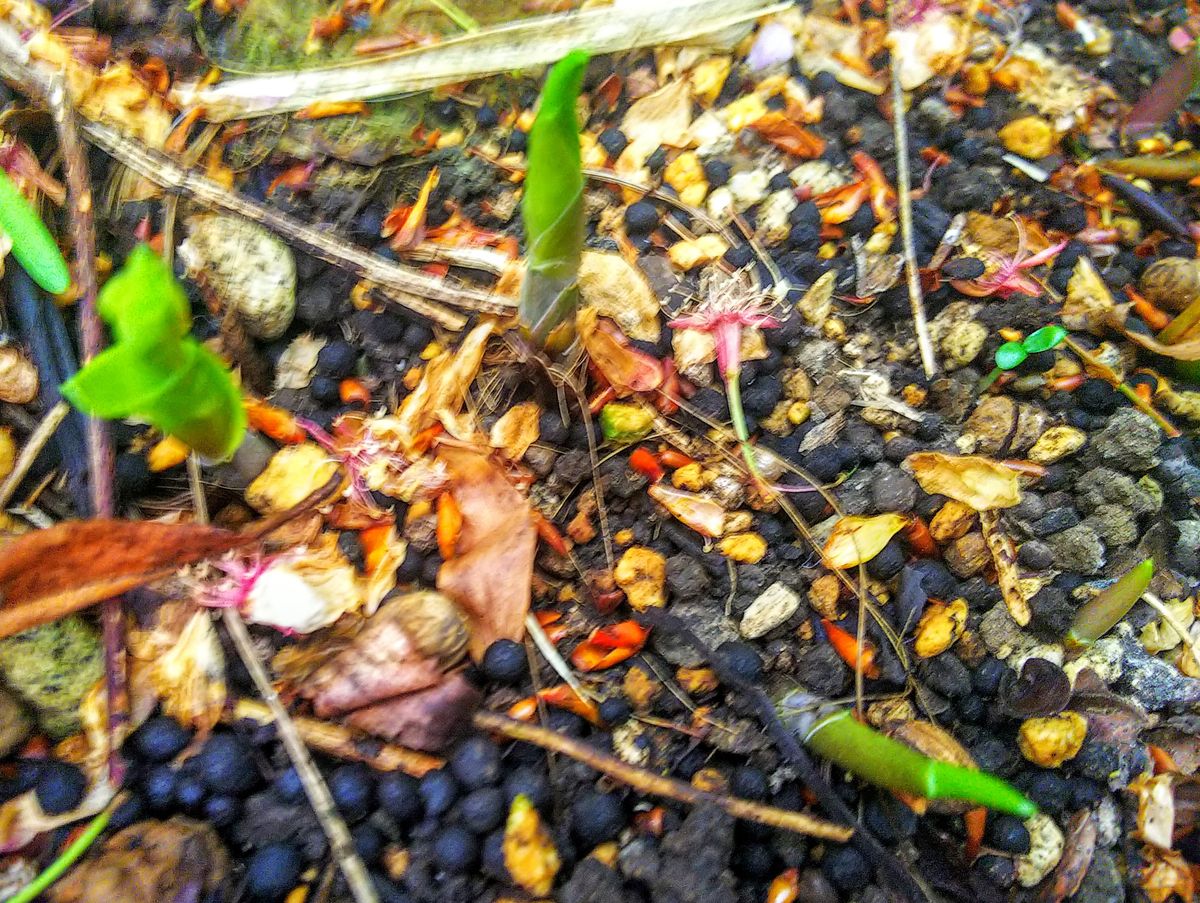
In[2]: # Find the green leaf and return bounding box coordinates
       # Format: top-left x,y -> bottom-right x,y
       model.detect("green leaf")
62,245 -> 246,461
518,50 -> 589,348
994,341 -> 1027,371
1021,324 -> 1066,354
0,168 -> 71,295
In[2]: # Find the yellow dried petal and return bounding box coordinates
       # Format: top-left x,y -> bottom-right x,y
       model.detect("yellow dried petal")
998,116 -> 1058,159
904,452 -> 1021,510
718,532 -> 768,564
246,443 -> 340,513
822,513 -> 908,569
504,795 -> 560,896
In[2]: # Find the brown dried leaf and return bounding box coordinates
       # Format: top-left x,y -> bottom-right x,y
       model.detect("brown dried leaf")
1062,257 -> 1119,334
905,452 -> 1021,511
395,321 -> 493,449
577,308 -> 663,396
436,446 -> 537,660
1036,810 -> 1096,903
346,672 -> 480,752
1140,845 -> 1195,903
619,78 -> 693,171
490,401 -> 541,461
749,111 -> 826,158
980,509 -> 1031,627
1124,328 -> 1200,362
823,513 -> 908,569
1131,773 -> 1176,849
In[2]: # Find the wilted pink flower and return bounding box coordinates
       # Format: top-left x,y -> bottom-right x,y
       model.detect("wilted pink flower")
668,278 -> 781,380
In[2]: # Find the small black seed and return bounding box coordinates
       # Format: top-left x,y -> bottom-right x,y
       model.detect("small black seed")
132,716 -> 192,763
246,843 -> 302,900
481,639 -> 528,684
625,201 -> 660,236
379,772 -> 422,825
986,814 -> 1031,854
419,769 -> 460,818
449,736 -> 502,790
35,761 -> 87,815
433,825 -> 479,873
329,764 -> 376,823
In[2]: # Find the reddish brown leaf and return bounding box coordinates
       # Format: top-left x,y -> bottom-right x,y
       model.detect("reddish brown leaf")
749,111 -> 826,158
436,446 -> 537,660
346,672 -> 480,752
0,475 -> 339,640
577,308 -> 663,396
1036,810 -> 1096,903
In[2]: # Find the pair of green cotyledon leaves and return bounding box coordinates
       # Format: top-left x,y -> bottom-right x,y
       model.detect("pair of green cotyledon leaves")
992,324 -> 1068,372
0,168 -> 244,460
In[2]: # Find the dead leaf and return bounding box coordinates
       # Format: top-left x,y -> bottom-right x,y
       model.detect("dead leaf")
904,452 -> 1021,510
1131,773 -> 1176,849
1,780 -> 116,854
0,472 -> 337,641
619,78 -> 694,171
346,672 -> 480,752
578,251 -> 661,342
886,14 -> 969,90
490,401 -> 541,461
1125,328 -> 1200,361
577,308 -> 663,396
1062,258 -> 1121,334
750,111 -> 826,158
1036,810 -> 1096,903
1140,845 -> 1195,903
436,446 -> 537,660
395,321 -> 493,450
823,513 -> 908,569
129,604 -> 226,733
303,590 -> 468,717
980,509 -> 1031,627
48,817 -> 229,903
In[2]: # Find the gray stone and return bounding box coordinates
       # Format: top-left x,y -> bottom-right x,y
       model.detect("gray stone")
793,642 -> 851,696
1045,524 -> 1106,575
1175,521 -> 1200,575
740,582 -> 802,639
870,464 -> 918,513
1089,409 -> 1161,472
651,601 -> 739,668
1073,851 -> 1125,903
666,553 -> 710,600
1075,467 -> 1159,517
1118,628 -> 1200,711
1084,504 -> 1139,546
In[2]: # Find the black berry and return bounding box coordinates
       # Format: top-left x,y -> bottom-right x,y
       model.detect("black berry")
35,761 -> 87,815
246,843 -> 302,900
481,639 -> 528,684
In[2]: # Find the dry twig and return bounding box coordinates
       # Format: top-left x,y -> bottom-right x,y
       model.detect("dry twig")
0,400 -> 69,510
472,710 -> 853,841
1063,336 -> 1180,437
887,6 -> 938,379
187,456 -> 379,903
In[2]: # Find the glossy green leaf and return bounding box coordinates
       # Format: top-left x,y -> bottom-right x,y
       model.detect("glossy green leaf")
1021,324 -> 1067,354
994,341 -> 1027,371
518,50 -> 589,349
61,245 -> 246,461
0,167 -> 71,295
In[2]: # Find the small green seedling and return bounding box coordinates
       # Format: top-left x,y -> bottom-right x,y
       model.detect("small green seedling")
518,49 -> 589,353
1066,558 -> 1155,648
61,244 -> 246,461
780,700 -> 1036,816
0,167 -> 71,295
978,324 -> 1068,391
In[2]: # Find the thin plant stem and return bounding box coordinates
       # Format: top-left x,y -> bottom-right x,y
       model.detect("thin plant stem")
1063,336 -> 1180,437
472,710 -> 852,841
977,366 -> 1005,392
427,0 -> 480,31
525,612 -> 590,701
187,455 -> 379,903
1141,591 -> 1200,671
0,400 -> 69,509
5,808 -> 111,903
888,5 -> 938,379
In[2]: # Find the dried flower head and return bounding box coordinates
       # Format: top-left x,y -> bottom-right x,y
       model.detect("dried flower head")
951,218 -> 1066,299
668,269 -> 782,378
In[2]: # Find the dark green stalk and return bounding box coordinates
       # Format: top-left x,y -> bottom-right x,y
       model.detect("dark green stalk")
1066,558 -> 1155,648
790,706 -> 1036,817
518,50 -> 589,352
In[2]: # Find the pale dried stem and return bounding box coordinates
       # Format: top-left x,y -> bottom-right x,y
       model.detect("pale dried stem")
887,11 -> 938,379
1141,591 -> 1200,673
80,120 -> 516,330
187,455 -> 379,903
472,710 -> 854,841
229,698 -> 443,777
0,400 -> 69,509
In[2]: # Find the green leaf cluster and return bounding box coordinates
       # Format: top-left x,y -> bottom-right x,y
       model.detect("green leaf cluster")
518,49 -> 589,352
61,245 -> 246,461
993,324 -> 1067,372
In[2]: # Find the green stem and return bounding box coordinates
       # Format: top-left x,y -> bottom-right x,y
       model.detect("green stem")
803,710 -> 1036,817
5,808 -> 111,903
723,369 -> 763,483
426,0 -> 480,31
977,366 -> 1004,393
1065,558 -> 1155,648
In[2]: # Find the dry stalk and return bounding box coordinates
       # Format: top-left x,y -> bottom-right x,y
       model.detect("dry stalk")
1063,336 -> 1180,437
187,456 -> 379,903
1141,592 -> 1200,672
472,710 -> 853,841
229,698 -> 443,777
0,400 -> 69,509
887,6 -> 938,379
0,25 -> 127,779
79,120 -> 518,330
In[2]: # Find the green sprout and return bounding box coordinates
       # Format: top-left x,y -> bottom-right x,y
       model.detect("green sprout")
1065,558 -> 1155,648
518,49 -> 589,354
61,244 -> 246,461
780,699 -> 1037,817
978,324 -> 1068,391
0,167 -> 71,295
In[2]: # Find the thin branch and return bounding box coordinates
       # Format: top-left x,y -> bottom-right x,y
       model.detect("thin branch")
79,120 -> 517,330
471,710 -> 852,841
229,698 -> 443,777
1062,336 -> 1180,437
187,456 -> 378,903
887,10 -> 937,379
0,400 -> 69,509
